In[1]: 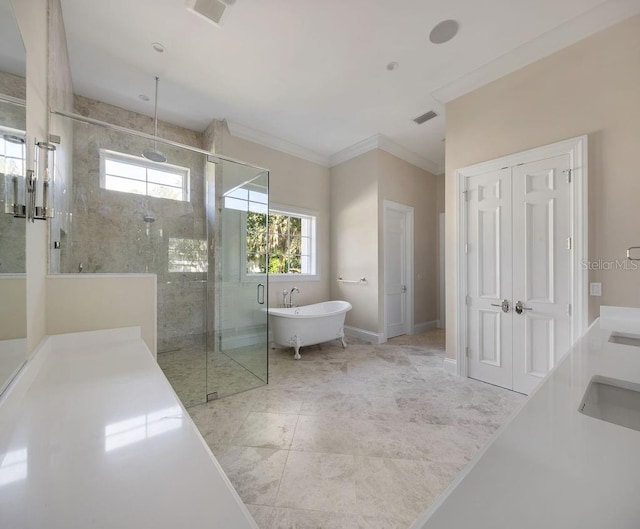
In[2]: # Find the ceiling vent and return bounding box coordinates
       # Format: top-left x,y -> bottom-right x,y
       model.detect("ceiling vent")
186,0 -> 228,26
413,110 -> 438,125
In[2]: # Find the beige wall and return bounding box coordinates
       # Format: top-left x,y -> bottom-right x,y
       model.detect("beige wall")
378,150 -> 440,327
330,151 -> 379,333
445,15 -> 640,360
0,276 -> 26,340
46,275 -> 157,355
218,125 -> 332,308
330,149 -> 441,336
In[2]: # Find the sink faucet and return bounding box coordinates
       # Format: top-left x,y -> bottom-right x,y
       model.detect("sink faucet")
288,287 -> 300,308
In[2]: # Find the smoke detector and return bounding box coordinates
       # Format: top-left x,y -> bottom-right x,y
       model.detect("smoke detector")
186,0 -> 231,27
413,110 -> 438,125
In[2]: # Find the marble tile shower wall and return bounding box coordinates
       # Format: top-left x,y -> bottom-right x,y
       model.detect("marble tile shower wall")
59,96 -> 209,352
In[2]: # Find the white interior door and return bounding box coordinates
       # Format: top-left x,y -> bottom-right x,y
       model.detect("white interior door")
511,155 -> 572,394
466,168 -> 514,389
384,203 -> 412,339
466,156 -> 573,394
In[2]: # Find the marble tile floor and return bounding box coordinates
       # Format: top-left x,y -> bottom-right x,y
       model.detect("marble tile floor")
188,329 -> 525,529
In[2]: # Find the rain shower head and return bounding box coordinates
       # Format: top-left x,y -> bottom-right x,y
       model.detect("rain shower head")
142,76 -> 167,164
142,149 -> 166,163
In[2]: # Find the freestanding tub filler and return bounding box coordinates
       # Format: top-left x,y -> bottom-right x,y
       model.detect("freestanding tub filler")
267,300 -> 352,359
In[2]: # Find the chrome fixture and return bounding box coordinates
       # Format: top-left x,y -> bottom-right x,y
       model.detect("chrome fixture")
491,299 -> 511,313
2,134 -> 26,217
627,247 -> 640,261
287,287 -> 300,308
142,76 -> 167,164
29,141 -> 56,221
337,276 -> 367,284
515,301 -> 532,314
257,283 -> 265,305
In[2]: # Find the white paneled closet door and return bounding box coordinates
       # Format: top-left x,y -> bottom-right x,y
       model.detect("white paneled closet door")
466,167 -> 513,390
466,156 -> 572,394
511,155 -> 572,394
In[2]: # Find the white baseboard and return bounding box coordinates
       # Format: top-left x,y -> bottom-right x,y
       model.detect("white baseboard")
412,320 -> 439,334
443,357 -> 457,374
344,326 -> 386,344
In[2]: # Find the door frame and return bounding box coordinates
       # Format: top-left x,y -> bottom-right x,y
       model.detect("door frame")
383,200 -> 414,340
439,212 -> 446,329
455,135 -> 588,378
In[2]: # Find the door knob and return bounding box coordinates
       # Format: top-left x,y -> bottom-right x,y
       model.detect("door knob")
515,300 -> 532,314
491,299 -> 510,313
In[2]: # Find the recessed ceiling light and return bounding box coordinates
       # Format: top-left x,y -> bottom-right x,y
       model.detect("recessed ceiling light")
139,94 -> 150,102
152,42 -> 166,53
386,61 -> 399,71
429,19 -> 459,44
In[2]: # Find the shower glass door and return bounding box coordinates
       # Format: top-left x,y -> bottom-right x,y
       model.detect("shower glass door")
206,160 -> 269,400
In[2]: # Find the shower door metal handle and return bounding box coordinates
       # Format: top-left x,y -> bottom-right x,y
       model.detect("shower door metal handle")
257,283 -> 265,305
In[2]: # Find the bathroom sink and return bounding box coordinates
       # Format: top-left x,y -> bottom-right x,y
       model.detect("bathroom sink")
608,332 -> 640,347
579,375 -> 640,432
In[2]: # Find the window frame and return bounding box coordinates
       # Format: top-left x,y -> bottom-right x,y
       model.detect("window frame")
243,203 -> 319,282
0,126 -> 26,178
99,148 -> 190,202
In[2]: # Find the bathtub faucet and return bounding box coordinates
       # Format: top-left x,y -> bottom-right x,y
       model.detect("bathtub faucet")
287,287 -> 300,308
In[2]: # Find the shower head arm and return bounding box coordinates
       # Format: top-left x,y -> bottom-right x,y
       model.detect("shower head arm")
153,76 -> 159,138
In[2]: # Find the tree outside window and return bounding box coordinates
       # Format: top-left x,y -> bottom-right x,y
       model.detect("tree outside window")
246,211 -> 314,275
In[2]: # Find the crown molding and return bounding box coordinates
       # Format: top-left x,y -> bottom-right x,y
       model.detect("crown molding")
330,134 -> 443,175
329,135 -> 380,167
377,136 -> 443,175
226,122 -> 444,174
226,120 -> 331,167
432,0 -> 640,104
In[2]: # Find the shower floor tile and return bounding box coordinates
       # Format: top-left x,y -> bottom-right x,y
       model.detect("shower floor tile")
187,329 -> 525,529
157,344 -> 267,407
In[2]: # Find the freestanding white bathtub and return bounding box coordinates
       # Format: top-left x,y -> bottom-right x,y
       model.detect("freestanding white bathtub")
267,300 -> 352,359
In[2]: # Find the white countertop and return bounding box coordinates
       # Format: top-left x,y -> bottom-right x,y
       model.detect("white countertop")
413,312 -> 640,529
0,328 -> 257,529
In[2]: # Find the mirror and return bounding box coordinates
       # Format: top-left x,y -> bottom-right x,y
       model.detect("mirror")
0,0 -> 27,394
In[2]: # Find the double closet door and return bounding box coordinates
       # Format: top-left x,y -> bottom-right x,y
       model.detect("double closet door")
466,154 -> 572,394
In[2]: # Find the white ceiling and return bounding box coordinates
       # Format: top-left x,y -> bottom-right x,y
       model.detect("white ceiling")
59,0 -> 640,172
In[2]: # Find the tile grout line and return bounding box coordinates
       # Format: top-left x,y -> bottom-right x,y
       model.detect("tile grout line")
270,411 -> 301,509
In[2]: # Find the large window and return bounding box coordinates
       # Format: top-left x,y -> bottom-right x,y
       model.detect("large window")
223,188 -> 316,277
100,149 -> 189,201
249,210 -> 316,276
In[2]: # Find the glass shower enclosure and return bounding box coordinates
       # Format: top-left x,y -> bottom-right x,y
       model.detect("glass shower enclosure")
49,111 -> 269,406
